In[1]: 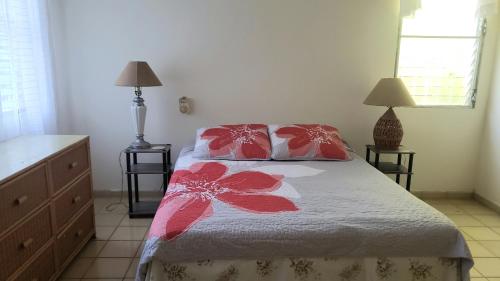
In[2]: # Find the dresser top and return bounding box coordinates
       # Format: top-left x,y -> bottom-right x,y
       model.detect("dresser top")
0,135 -> 88,182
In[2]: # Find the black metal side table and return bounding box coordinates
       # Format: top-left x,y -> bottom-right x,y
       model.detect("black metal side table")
125,144 -> 171,218
365,145 -> 415,191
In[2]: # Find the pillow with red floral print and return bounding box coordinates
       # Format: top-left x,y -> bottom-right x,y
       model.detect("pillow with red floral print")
193,124 -> 272,160
269,124 -> 351,160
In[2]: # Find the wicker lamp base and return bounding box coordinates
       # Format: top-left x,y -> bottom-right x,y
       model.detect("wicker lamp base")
373,107 -> 403,149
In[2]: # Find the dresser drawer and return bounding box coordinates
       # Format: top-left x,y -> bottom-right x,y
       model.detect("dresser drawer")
14,244 -> 56,281
56,205 -> 94,265
54,173 -> 92,230
0,207 -> 52,281
0,164 -> 49,234
50,142 -> 89,193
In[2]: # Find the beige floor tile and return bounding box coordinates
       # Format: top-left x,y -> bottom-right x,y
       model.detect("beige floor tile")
95,226 -> 116,240
475,216 -> 500,227
448,198 -> 480,205
84,258 -> 132,279
79,240 -> 107,257
470,278 -> 488,281
460,205 -> 498,215
120,216 -> 153,227
93,198 -> 112,210
98,240 -> 141,257
479,241 -> 500,257
432,204 -> 466,215
126,258 -> 139,278
468,241 -> 495,257
96,201 -> 129,214
95,214 -> 125,226
61,258 -> 94,278
461,227 -> 500,240
487,278 -> 500,281
110,227 -> 148,240
471,267 -> 483,277
424,198 -> 454,204
93,198 -> 120,211
460,228 -> 475,240
448,215 -> 484,226
491,228 -> 500,236
474,258 -> 500,277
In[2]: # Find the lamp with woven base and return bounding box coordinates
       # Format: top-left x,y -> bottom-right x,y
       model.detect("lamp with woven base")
364,78 -> 416,149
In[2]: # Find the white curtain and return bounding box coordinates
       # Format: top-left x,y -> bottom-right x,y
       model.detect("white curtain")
479,0 -> 499,16
0,0 -> 56,142
400,0 -> 422,18
400,0 -> 498,17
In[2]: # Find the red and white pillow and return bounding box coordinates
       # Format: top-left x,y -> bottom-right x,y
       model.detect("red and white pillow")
193,124 -> 272,160
269,124 -> 351,160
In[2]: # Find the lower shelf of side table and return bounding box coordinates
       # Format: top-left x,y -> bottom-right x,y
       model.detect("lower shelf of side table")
369,161 -> 413,175
129,201 -> 161,218
126,163 -> 170,174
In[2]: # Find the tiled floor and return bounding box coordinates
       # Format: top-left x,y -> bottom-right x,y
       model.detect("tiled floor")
424,198 -> 500,281
59,197 -> 500,280
59,198 -> 150,281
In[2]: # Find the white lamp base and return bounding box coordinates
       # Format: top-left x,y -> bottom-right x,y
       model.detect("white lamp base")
130,91 -> 151,149
130,136 -> 151,149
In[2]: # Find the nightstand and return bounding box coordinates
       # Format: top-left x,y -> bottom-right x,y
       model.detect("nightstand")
365,145 -> 415,191
124,144 -> 171,218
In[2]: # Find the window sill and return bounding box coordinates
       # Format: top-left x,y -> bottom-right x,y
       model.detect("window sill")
409,105 -> 474,109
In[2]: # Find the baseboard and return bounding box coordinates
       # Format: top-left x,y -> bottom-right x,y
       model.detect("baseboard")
93,190 -> 164,198
474,193 -> 500,213
411,190 -> 474,199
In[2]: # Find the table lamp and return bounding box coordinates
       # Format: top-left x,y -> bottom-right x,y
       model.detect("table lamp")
115,61 -> 162,149
364,78 -> 416,149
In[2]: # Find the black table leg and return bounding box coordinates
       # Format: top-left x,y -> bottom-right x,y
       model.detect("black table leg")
396,154 -> 402,184
162,152 -> 168,193
126,152 -> 133,214
133,153 -> 139,202
365,147 -> 370,162
406,154 -> 414,191
167,149 -> 171,185
374,153 -> 380,168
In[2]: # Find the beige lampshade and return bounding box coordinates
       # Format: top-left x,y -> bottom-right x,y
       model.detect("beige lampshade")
364,78 -> 416,107
115,61 -> 162,87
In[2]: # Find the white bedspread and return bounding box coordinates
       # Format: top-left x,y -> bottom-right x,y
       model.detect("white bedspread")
138,147 -> 472,280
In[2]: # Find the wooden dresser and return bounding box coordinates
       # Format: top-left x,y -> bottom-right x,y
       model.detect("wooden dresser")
0,135 -> 95,281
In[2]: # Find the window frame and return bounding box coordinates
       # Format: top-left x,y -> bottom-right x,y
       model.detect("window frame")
394,16 -> 488,109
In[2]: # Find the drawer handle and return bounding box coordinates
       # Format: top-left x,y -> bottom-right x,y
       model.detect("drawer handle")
15,195 -> 28,205
20,238 -> 34,249
75,229 -> 84,238
72,195 -> 81,204
68,161 -> 78,169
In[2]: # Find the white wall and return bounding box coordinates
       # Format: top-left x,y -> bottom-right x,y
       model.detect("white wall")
476,19 -> 500,205
51,0 -> 498,192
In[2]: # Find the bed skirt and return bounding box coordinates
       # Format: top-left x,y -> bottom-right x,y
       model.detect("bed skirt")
144,256 -> 463,281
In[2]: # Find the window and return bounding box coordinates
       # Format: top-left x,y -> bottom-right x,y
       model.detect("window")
396,0 -> 486,107
0,0 -> 56,141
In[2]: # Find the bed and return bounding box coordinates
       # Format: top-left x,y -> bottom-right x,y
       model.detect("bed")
137,146 -> 472,281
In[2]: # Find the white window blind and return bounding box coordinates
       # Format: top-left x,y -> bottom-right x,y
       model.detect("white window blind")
0,0 -> 55,141
396,0 -> 485,107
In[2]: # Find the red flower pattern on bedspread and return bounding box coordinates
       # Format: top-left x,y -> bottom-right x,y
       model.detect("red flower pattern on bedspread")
201,124 -> 271,159
148,162 -> 298,240
275,124 -> 349,160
